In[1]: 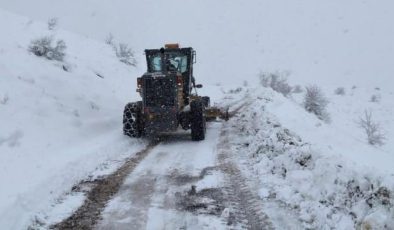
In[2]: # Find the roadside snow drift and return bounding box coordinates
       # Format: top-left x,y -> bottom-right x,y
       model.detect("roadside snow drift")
226,87 -> 394,229
0,9 -> 147,229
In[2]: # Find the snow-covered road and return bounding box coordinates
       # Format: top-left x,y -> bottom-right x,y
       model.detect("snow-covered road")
97,124 -> 225,229
27,89 -> 394,230
49,94 -> 280,230
94,118 -> 280,230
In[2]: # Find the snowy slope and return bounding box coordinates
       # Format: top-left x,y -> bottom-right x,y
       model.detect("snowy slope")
0,9 -> 147,229
1,1 -> 394,229
282,85 -> 394,174
1,0 -> 394,86
225,88 -> 394,229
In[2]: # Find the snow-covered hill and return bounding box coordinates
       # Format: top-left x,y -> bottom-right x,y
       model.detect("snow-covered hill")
0,9 -> 147,229
1,1 -> 394,229
285,85 -> 394,174
1,0 -> 394,87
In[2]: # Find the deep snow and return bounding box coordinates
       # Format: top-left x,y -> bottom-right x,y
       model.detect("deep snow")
226,87 -> 394,229
0,0 -> 394,229
0,9 -> 148,229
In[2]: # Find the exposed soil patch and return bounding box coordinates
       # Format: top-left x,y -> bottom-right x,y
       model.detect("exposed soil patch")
175,185 -> 225,216
168,166 -> 218,186
50,142 -> 158,230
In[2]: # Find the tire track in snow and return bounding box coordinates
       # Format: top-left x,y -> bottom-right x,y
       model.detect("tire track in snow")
218,126 -> 274,230
51,141 -> 158,230
97,172 -> 157,230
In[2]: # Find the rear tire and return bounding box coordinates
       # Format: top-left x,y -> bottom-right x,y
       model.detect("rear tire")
190,100 -> 206,141
202,96 -> 210,108
123,101 -> 143,138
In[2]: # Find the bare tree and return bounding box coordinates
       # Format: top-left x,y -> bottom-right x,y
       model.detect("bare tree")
358,110 -> 385,146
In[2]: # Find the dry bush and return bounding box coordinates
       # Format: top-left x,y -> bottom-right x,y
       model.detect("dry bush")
304,85 -> 330,121
334,87 -> 346,95
293,85 -> 303,93
114,43 -> 137,66
358,110 -> 385,146
105,33 -> 114,45
105,34 -> 136,67
370,94 -> 381,103
47,17 -> 58,30
29,36 -> 66,61
259,72 -> 292,97
0,94 -> 9,105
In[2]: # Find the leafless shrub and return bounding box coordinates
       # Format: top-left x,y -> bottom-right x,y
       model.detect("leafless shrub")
358,110 -> 385,146
228,87 -> 242,94
304,85 -> 330,121
370,94 -> 381,103
105,33 -> 114,45
29,36 -> 51,56
335,87 -> 346,95
105,34 -> 136,66
47,17 -> 58,30
114,43 -> 137,66
29,36 -> 66,61
0,94 -> 9,105
292,85 -> 303,93
259,72 -> 292,97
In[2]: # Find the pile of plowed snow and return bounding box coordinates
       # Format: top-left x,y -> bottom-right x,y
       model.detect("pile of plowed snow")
226,87 -> 394,229
0,9 -> 147,229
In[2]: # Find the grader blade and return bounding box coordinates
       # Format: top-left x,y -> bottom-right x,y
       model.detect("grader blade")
205,107 -> 229,121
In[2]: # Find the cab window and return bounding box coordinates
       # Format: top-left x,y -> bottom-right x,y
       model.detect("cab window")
149,55 -> 162,72
167,54 -> 188,73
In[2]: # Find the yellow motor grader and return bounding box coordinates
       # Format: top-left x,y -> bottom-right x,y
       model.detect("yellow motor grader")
123,44 -> 228,141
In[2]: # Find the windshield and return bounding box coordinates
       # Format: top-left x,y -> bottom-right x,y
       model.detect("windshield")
167,53 -> 188,73
147,52 -> 188,73
149,55 -> 162,72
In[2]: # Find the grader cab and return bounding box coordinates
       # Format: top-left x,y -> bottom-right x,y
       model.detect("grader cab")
123,44 -> 228,141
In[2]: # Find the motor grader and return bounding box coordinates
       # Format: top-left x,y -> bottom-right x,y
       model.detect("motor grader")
123,44 -> 228,141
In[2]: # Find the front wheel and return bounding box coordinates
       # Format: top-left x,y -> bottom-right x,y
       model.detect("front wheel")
123,101 -> 143,138
190,100 -> 206,141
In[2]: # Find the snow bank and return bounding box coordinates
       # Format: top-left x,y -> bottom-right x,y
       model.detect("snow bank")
228,88 -> 394,229
0,9 -> 147,229
270,84 -> 394,175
